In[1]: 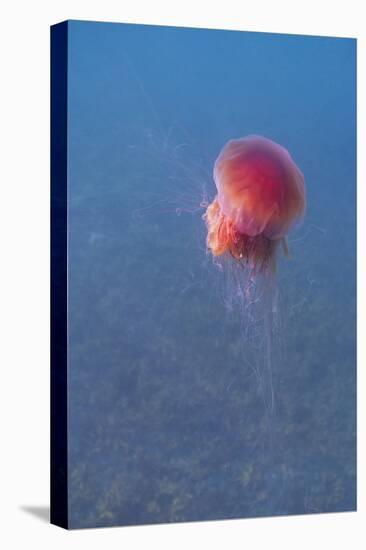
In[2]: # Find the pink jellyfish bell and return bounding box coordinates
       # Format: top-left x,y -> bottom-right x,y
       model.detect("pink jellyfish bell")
204,135 -> 306,271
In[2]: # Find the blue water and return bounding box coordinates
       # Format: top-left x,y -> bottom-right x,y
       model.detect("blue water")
66,20 -> 356,528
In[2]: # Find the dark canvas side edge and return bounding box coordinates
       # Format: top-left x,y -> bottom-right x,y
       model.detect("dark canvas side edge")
50,20 -> 68,530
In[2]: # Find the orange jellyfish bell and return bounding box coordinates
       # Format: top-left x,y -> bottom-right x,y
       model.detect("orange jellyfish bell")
204,135 -> 306,271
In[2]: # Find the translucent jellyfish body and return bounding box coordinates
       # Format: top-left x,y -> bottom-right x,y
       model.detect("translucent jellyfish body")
204,136 -> 306,271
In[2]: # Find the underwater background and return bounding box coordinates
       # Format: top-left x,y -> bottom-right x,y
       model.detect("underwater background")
66,21 -> 356,528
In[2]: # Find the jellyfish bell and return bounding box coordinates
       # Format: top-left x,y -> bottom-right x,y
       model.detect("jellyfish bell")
204,135 -> 306,271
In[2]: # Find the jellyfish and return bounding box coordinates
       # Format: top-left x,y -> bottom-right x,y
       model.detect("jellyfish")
203,135 -> 306,420
204,135 -> 306,273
